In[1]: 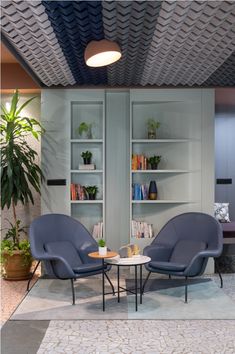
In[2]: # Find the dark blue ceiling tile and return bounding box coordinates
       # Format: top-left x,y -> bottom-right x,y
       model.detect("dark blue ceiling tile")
42,0 -> 107,85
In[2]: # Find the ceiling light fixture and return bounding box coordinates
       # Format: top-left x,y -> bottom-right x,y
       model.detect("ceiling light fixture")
84,39 -> 121,67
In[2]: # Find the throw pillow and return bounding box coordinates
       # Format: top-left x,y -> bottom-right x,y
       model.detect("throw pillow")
214,203 -> 230,223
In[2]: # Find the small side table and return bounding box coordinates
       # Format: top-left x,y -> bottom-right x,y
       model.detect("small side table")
88,251 -> 118,311
106,255 -> 151,311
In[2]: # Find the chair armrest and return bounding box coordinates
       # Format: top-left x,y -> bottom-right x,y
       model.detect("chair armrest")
185,246 -> 223,276
143,244 -> 173,262
32,252 -> 75,279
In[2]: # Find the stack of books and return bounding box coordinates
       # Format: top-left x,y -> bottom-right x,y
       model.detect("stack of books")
92,222 -> 103,238
79,164 -> 96,170
70,183 -> 86,200
132,154 -> 147,170
131,220 -> 154,238
132,183 -> 148,200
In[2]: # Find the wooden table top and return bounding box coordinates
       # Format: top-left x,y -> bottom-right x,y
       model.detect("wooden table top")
88,251 -> 118,259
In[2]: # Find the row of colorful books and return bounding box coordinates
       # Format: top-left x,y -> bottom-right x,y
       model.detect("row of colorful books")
70,183 -> 86,200
132,154 -> 148,170
92,222 -> 103,238
132,183 -> 149,200
131,220 -> 154,238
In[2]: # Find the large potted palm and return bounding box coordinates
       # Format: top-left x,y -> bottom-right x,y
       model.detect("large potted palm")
1,90 -> 44,280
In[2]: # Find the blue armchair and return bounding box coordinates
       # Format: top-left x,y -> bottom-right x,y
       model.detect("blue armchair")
28,214 -> 114,304
143,212 -> 223,302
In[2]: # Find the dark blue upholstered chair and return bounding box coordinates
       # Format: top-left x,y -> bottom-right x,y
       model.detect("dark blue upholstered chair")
143,212 -> 223,302
28,214 -> 114,304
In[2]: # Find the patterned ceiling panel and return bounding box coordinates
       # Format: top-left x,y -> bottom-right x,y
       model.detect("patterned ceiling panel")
1,0 -> 235,87
42,1 -> 107,85
140,0 -> 235,86
102,1 -> 162,86
1,0 -> 75,86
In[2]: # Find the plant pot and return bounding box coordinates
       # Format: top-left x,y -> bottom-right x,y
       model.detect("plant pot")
83,157 -> 91,165
2,250 -> 32,280
99,246 -> 107,256
150,163 -> 159,170
149,180 -> 158,200
88,193 -> 96,200
148,130 -> 156,139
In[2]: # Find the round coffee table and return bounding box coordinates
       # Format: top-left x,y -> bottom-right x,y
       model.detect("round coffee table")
106,255 -> 151,311
88,251 -> 118,311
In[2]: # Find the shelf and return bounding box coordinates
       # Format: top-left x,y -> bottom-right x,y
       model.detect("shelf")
132,200 -> 189,204
71,170 -> 103,173
70,139 -> 103,143
132,139 -> 189,143
132,169 -> 189,174
71,200 -> 103,204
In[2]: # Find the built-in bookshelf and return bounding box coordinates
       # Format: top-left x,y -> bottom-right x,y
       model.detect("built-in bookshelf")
129,90 -> 203,249
70,95 -> 105,239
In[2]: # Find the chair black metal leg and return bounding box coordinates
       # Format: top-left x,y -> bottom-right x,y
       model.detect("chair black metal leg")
105,272 -> 115,295
215,258 -> 223,288
26,260 -> 40,292
185,276 -> 188,303
142,271 -> 151,294
169,274 -> 171,279
71,279 -> 75,305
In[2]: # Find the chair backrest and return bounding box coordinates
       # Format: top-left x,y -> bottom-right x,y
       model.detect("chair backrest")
29,214 -> 98,264
152,212 -> 223,254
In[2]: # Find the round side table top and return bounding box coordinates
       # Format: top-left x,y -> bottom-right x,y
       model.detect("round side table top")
105,255 -> 151,265
88,251 -> 118,259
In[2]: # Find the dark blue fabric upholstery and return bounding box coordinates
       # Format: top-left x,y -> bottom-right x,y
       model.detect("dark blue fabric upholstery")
29,213 -> 111,279
144,212 -> 223,277
170,240 -> 207,264
149,261 -> 187,272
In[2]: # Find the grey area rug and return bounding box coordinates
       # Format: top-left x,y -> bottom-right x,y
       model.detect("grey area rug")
11,277 -> 235,320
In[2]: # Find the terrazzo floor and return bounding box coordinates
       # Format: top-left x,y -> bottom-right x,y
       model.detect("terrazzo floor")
1,273 -> 235,354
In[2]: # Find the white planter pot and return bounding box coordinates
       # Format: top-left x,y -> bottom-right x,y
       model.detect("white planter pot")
99,246 -> 107,256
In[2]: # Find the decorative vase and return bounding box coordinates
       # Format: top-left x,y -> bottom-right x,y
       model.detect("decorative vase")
88,193 -> 96,200
149,180 -> 157,200
99,246 -> 107,256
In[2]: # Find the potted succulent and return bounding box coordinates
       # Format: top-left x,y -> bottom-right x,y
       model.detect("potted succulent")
1,90 -> 44,280
147,118 -> 160,139
148,155 -> 162,170
81,150 -> 92,164
77,122 -> 93,139
85,185 -> 98,200
98,239 -> 107,256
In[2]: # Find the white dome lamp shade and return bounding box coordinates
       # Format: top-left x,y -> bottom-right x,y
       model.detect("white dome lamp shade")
84,39 -> 122,67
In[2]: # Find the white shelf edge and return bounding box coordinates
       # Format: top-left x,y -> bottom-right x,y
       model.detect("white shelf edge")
70,139 -> 103,143
131,139 -> 189,143
70,170 -> 103,173
131,169 -> 189,173
70,200 -> 103,204
132,201 -> 190,204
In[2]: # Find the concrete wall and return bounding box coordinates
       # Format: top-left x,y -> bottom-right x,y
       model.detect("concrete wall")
1,93 -> 41,238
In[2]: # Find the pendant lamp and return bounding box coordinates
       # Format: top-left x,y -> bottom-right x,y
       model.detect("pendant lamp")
84,39 -> 121,67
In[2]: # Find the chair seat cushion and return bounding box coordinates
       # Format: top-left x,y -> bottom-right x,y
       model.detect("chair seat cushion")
73,263 -> 107,274
44,241 -> 82,268
170,239 -> 207,265
149,261 -> 187,271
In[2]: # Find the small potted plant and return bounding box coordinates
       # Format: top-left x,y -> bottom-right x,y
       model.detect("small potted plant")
98,239 -> 107,256
85,185 -> 99,200
147,118 -> 160,139
81,150 -> 92,164
148,155 -> 161,170
77,122 -> 93,139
